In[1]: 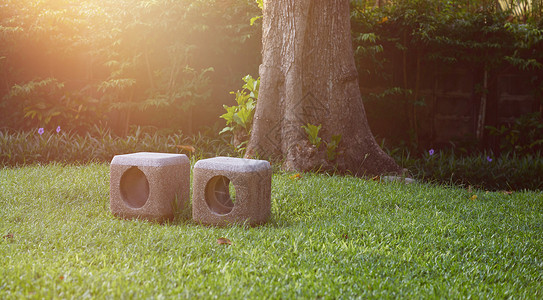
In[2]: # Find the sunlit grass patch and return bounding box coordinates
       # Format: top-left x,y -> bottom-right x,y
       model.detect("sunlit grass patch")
1,164 -> 542,298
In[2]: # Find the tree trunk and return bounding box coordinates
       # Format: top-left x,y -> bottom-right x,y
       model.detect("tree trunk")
476,69 -> 488,142
245,0 -> 401,177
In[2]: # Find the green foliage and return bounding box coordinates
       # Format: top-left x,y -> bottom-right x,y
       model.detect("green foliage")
3,78 -> 104,131
301,124 -> 343,161
486,112 -> 543,154
0,127 -> 234,167
301,123 -> 322,148
250,0 -> 264,25
503,22 -> 543,70
0,0 -> 261,133
351,0 -> 543,150
8,78 -> 66,125
255,0 -> 263,9
392,148 -> 543,191
220,75 -> 259,155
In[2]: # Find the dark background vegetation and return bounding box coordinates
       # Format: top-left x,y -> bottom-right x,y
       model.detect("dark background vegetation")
1,0 -> 542,190
352,0 -> 543,156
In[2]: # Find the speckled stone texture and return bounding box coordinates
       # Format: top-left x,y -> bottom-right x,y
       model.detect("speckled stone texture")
110,152 -> 190,222
192,157 -> 271,226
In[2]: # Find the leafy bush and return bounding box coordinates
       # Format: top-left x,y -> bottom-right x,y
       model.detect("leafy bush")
351,0 -> 543,150
219,75 -> 259,154
486,112 -> 543,155
0,0 -> 261,133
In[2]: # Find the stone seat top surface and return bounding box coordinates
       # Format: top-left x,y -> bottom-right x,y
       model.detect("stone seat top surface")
194,156 -> 270,172
111,152 -> 188,167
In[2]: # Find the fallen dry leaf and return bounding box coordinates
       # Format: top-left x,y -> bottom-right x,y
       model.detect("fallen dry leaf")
217,237 -> 232,246
470,195 -> 478,200
176,145 -> 196,153
290,173 -> 302,180
3,233 -> 13,240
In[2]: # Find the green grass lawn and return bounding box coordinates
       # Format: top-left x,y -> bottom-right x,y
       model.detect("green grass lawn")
1,164 -> 542,299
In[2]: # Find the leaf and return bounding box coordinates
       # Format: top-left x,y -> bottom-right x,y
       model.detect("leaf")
245,99 -> 256,111
236,107 -> 253,128
331,134 -> 342,145
175,145 -> 195,152
233,114 -> 244,127
98,78 -> 136,92
290,173 -> 302,180
359,33 -> 378,43
235,92 -> 251,106
24,110 -> 37,119
219,127 -> 233,134
326,134 -> 342,161
220,106 -> 237,123
217,237 -> 232,246
301,123 -> 322,148
250,15 -> 262,26
255,0 -> 263,10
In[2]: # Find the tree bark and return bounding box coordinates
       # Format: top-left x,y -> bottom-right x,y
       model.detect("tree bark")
245,0 -> 401,177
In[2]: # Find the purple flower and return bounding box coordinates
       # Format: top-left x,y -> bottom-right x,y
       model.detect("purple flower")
56,126 -> 61,133
487,156 -> 492,162
38,128 -> 44,135
429,149 -> 435,156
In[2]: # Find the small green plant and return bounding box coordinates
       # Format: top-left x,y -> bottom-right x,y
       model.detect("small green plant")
325,135 -> 342,161
219,75 -> 259,155
301,124 -> 342,161
301,123 -> 322,148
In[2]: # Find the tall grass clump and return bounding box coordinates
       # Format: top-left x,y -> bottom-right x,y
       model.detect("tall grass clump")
0,126 -> 236,167
393,149 -> 543,191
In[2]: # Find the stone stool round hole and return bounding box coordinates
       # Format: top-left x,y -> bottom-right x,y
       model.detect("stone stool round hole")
205,175 -> 237,215
192,157 -> 271,226
120,166 -> 150,209
110,152 -> 190,223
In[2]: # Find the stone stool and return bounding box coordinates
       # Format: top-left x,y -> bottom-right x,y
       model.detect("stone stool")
192,157 -> 272,226
110,152 -> 190,222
